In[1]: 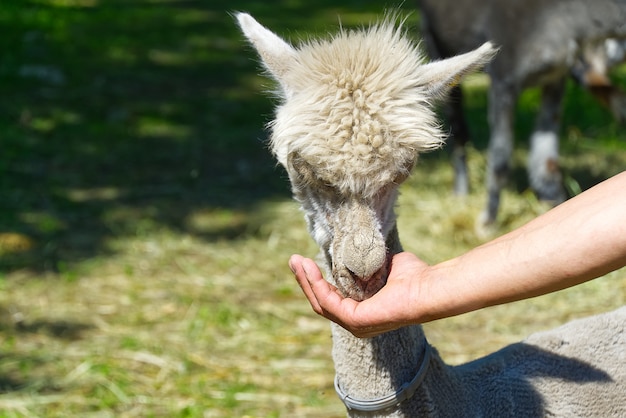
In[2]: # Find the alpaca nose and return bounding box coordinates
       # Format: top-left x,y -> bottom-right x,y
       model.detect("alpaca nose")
342,230 -> 387,281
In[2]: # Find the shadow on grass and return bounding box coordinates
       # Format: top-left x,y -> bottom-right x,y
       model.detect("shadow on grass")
0,0 -> 415,274
0,376 -> 25,393
0,305 -> 93,393
1,0 -> 623,275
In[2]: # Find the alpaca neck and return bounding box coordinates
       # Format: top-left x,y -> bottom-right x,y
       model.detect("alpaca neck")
329,224 -> 431,410
331,323 -> 429,406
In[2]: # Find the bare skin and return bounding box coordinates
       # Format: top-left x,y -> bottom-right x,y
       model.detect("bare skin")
290,171 -> 626,338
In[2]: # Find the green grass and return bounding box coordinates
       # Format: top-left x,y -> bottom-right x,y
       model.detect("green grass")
1,1 -> 625,416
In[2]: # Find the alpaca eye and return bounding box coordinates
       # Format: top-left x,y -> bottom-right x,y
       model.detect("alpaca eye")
392,167 -> 412,185
393,158 -> 416,184
393,171 -> 410,185
288,153 -> 317,183
288,152 -> 339,194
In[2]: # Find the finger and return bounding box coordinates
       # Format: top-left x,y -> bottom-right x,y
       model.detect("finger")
301,257 -> 339,316
289,255 -> 324,315
302,259 -> 359,322
290,256 -> 366,336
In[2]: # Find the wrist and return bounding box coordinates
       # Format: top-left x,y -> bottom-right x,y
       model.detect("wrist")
406,262 -> 449,324
414,257 -> 483,323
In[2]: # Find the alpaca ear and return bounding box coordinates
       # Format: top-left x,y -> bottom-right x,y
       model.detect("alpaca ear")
236,13 -> 297,93
418,42 -> 498,99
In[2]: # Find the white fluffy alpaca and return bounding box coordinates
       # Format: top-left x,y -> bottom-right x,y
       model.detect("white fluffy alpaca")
237,12 -> 625,417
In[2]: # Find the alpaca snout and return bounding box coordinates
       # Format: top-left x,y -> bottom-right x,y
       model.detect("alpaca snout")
333,258 -> 389,301
329,200 -> 390,298
341,231 -> 387,281
332,231 -> 389,300
345,262 -> 383,283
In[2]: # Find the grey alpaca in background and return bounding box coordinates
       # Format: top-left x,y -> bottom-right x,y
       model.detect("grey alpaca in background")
238,12 -> 625,417
419,0 -> 626,224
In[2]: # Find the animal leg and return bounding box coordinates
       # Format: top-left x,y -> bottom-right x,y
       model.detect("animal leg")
447,86 -> 473,195
482,82 -> 516,225
528,80 -> 566,204
419,14 -> 474,195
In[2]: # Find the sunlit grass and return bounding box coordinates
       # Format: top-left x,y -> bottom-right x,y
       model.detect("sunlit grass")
3,144 -> 624,416
0,0 -> 625,416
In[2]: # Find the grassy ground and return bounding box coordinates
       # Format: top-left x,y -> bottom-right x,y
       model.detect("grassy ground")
0,1 -> 625,417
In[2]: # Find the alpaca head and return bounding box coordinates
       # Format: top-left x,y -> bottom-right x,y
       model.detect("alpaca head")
237,12 -> 496,300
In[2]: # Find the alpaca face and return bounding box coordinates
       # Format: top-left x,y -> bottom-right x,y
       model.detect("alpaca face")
288,152 -> 407,300
237,12 -> 497,300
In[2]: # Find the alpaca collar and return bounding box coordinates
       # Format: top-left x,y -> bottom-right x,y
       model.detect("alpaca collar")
334,341 -> 432,412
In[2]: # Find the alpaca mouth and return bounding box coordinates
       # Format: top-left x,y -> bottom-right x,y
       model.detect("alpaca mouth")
340,254 -> 391,301
353,277 -> 383,299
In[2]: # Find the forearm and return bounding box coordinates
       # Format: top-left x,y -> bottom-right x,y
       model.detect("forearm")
421,171 -> 626,322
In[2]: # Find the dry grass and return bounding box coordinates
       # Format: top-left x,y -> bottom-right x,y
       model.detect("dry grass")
1,143 -> 625,417
1,2 -> 625,416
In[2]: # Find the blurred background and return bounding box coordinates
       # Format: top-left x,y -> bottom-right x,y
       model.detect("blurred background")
0,1 -> 624,417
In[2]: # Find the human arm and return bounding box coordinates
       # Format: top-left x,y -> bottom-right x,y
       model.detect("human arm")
290,171 -> 626,338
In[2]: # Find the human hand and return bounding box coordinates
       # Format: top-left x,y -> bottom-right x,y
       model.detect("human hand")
289,252 -> 431,338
